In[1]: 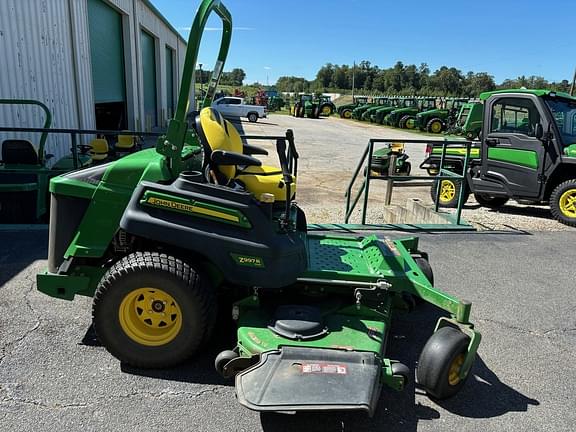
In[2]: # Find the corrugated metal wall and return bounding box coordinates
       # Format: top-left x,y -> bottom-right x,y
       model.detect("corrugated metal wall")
0,0 -> 188,160
0,0 -> 91,161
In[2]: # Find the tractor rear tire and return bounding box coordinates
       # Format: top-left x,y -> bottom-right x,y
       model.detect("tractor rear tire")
474,194 -> 509,209
341,108 -> 352,119
426,118 -> 444,134
93,251 -> 216,368
431,178 -> 469,208
320,104 -> 333,116
417,326 -> 472,400
550,179 -> 576,227
398,115 -> 412,129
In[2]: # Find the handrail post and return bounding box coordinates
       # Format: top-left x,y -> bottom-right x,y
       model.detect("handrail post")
361,140 -> 375,225
456,141 -> 472,225
435,138 -> 448,212
384,150 -> 396,206
71,132 -> 78,169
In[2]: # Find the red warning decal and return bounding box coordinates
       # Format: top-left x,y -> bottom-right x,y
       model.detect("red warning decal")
301,363 -> 347,375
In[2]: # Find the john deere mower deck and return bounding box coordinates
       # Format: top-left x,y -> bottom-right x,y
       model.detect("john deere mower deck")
36,0 -> 480,417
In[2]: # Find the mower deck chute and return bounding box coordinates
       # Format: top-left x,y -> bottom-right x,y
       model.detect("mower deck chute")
236,347 -> 382,415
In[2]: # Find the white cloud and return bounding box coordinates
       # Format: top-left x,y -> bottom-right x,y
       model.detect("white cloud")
264,66 -> 271,70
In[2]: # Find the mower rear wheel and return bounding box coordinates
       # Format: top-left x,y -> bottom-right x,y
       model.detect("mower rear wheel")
474,193 -> 509,209
93,251 -> 216,368
414,256 -> 434,285
417,326 -> 471,399
550,179 -> 576,227
426,118 -> 444,134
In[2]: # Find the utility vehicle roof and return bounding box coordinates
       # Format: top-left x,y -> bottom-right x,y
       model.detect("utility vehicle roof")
479,89 -> 576,102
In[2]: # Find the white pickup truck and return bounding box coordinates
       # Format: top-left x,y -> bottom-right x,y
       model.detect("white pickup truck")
211,97 -> 267,122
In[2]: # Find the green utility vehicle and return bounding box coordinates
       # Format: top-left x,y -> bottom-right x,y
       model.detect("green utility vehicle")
338,96 -> 369,119
361,97 -> 392,121
0,99 -> 91,223
416,98 -> 469,134
385,97 -> 437,129
37,0 -> 481,415
421,89 -> 576,226
371,97 -> 405,124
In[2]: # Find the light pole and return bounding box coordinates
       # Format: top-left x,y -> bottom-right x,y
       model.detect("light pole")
199,63 -> 204,97
352,61 -> 356,100
570,66 -> 576,96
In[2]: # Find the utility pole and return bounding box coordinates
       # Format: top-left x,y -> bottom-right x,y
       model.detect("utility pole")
570,66 -> 576,96
351,61 -> 356,100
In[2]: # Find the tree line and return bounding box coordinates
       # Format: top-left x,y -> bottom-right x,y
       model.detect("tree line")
274,61 -> 572,97
197,68 -> 246,87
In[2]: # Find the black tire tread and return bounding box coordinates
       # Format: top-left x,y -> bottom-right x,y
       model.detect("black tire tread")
92,251 -> 216,368
550,179 -> 576,227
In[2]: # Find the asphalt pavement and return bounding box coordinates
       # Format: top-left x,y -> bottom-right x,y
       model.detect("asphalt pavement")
1,228 -> 575,432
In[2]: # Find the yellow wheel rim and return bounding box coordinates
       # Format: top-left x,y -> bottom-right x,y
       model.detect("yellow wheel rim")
431,121 -> 442,133
448,353 -> 465,386
344,110 -> 352,119
406,118 -> 416,129
119,287 -> 182,346
439,180 -> 456,203
322,106 -> 331,115
559,189 -> 576,218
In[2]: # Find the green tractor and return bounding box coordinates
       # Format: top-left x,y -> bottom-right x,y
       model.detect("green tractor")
267,96 -> 285,112
415,98 -> 469,134
36,0 -> 481,415
0,99 -> 93,223
318,95 -> 337,116
338,96 -> 369,119
422,89 -> 576,227
448,101 -> 484,140
385,97 -> 437,129
361,97 -> 393,122
352,97 -> 387,120
371,97 -> 405,124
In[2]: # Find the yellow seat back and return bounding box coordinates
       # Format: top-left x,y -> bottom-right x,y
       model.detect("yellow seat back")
90,138 -> 109,161
116,134 -> 135,150
390,142 -> 405,153
199,108 -> 242,180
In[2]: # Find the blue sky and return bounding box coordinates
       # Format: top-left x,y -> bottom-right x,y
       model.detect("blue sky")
153,0 -> 576,85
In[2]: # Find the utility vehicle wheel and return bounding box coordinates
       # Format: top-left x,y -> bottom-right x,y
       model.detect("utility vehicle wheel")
247,112 -> 258,123
93,251 -> 216,368
414,256 -> 434,285
426,118 -> 444,134
341,108 -> 352,119
398,161 -> 412,176
431,178 -> 469,208
399,115 -> 412,129
215,350 -> 239,378
417,326 -> 472,399
464,130 -> 478,141
474,193 -> 509,209
550,179 -> 576,227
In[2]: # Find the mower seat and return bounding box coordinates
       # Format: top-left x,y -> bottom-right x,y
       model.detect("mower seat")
89,138 -> 109,162
196,108 -> 295,202
115,133 -> 136,152
1,140 -> 39,165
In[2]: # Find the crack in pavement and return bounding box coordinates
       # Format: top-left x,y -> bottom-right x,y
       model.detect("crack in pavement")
115,386 -> 222,400
0,277 -> 42,368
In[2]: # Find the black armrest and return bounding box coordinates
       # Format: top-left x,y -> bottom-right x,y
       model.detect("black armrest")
211,150 -> 262,167
243,143 -> 268,156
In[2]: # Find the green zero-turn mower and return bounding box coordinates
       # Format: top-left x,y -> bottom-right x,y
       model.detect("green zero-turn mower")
36,0 -> 481,415
0,99 -> 92,223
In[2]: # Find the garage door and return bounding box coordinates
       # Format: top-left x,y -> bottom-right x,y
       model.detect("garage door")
141,30 -> 157,128
87,0 -> 126,104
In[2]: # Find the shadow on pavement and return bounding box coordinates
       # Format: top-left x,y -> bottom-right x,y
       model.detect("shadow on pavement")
0,229 -> 48,288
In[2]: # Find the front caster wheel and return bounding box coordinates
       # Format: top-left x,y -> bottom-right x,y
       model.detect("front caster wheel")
417,326 -> 472,399
215,350 -> 239,378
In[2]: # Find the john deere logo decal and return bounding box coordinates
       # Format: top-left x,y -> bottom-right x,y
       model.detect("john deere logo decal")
147,197 -> 196,213
231,254 -> 265,268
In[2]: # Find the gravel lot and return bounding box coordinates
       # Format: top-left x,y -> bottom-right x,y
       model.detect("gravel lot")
239,115 -> 574,232
1,114 -> 575,431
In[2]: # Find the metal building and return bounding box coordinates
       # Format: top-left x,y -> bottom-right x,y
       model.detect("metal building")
0,0 -> 187,160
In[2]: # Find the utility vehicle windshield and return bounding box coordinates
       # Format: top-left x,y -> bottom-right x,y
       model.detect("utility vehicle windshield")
545,97 -> 576,146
